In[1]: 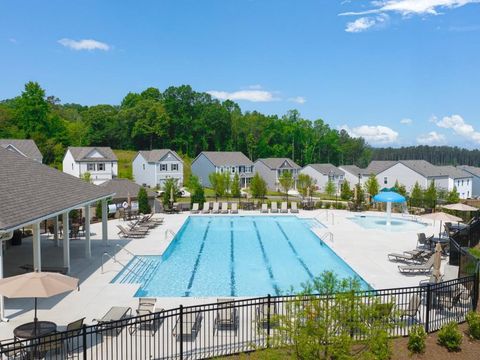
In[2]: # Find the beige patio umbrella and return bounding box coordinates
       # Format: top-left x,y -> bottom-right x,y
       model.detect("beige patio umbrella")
433,242 -> 443,282
442,203 -> 478,212
0,272 -> 78,329
421,211 -> 463,238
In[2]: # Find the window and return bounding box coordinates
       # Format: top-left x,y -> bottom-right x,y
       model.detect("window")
171,163 -> 178,171
71,163 -> 73,170
97,163 -> 105,171
231,167 -> 236,174
384,177 -> 388,185
142,164 -> 145,170
160,164 -> 167,171
87,163 -> 95,171
462,180 -> 464,186
240,166 -> 245,173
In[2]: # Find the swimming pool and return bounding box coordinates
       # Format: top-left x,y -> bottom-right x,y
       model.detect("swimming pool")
113,216 -> 370,297
348,215 -> 427,232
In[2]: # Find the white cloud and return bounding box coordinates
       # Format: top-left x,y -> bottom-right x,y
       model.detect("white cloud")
345,14 -> 389,32
58,38 -> 110,51
208,89 -> 278,102
416,131 -> 446,144
8,38 -> 17,43
433,114 -> 480,143
341,124 -> 399,144
400,118 -> 413,125
288,96 -> 306,104
247,84 -> 263,90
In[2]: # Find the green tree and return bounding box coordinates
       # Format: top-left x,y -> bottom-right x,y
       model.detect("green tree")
231,173 -> 241,199
394,180 -> 407,197
190,179 -> 206,207
278,171 -> 294,201
15,81 -> 49,137
364,174 -> 380,199
325,179 -> 336,197
250,172 -> 267,199
223,172 -> 232,198
137,187 -> 151,214
297,173 -> 315,198
410,181 -> 423,208
81,172 -> 91,183
131,100 -> 169,149
423,180 -> 437,209
340,179 -> 353,200
209,172 -> 226,199
446,186 -> 460,204
162,178 -> 179,207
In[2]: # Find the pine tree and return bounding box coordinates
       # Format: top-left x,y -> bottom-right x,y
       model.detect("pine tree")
138,187 -> 151,214
340,180 -> 353,200
410,181 -> 423,208
231,173 -> 241,198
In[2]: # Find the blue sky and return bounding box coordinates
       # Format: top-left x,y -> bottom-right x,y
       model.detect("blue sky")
1,0 -> 480,148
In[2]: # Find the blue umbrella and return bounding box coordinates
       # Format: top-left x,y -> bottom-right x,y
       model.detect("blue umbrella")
373,191 -> 406,226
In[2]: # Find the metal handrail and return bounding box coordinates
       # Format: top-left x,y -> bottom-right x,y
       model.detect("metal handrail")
164,229 -> 176,241
115,244 -> 147,265
101,252 -> 142,279
319,232 -> 334,243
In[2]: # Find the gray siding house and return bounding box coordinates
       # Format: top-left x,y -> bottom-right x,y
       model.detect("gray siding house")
0,139 -> 43,163
191,151 -> 254,188
300,164 -> 344,192
132,149 -> 183,188
459,165 -> 480,198
254,158 -> 300,191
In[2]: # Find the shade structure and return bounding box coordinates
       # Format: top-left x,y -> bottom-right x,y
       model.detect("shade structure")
433,242 -> 443,282
373,191 -> 406,226
0,272 -> 78,325
442,203 -> 478,212
421,211 -> 463,238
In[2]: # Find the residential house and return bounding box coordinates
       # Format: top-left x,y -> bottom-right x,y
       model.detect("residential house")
300,164 -> 344,193
132,149 -> 183,188
100,178 -> 159,212
254,158 -> 301,191
0,139 -> 43,163
338,165 -> 370,187
459,165 -> 480,198
63,147 -> 118,185
191,151 -> 254,188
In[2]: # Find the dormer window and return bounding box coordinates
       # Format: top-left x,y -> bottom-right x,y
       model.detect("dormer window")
97,163 -> 105,171
171,163 -> 178,171
87,163 -> 95,171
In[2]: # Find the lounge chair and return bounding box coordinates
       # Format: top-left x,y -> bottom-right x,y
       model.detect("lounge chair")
398,254 -> 435,274
270,202 -> 279,213
212,202 -> 220,214
142,214 -> 163,225
290,202 -> 299,214
190,203 -> 200,214
231,202 -> 238,214
260,203 -> 268,213
438,289 -> 463,311
201,202 -> 210,214
255,302 -> 278,330
280,202 -> 288,213
387,249 -> 425,263
127,221 -> 150,232
214,299 -> 238,335
129,298 -> 164,335
173,311 -> 202,341
94,306 -> 132,336
64,317 -> 86,355
117,225 -> 146,239
221,202 -> 229,214
397,294 -> 421,321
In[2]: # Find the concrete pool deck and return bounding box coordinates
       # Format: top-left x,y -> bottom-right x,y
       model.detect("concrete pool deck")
0,209 -> 447,339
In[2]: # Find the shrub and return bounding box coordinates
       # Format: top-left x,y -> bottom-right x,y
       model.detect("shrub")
466,311 -> 480,340
364,329 -> 391,360
138,187 -> 151,214
408,325 -> 427,354
438,322 -> 462,352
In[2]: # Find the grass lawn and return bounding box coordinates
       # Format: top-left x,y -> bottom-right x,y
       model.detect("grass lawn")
113,149 -> 136,179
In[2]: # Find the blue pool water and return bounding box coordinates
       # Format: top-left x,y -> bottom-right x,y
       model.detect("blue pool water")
113,216 -> 370,297
348,215 -> 427,232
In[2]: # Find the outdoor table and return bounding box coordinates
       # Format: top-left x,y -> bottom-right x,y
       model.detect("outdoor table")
14,321 -> 57,340
431,237 -> 449,244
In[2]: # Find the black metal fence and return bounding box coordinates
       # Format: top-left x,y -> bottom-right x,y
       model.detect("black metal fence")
1,275 -> 478,360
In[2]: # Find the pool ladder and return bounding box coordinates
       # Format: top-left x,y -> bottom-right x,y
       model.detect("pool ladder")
101,245 -> 145,278
319,232 -> 334,243
164,229 -> 176,241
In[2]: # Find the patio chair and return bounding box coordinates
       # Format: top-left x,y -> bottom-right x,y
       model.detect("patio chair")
190,203 -> 200,214
221,202 -> 229,214
94,306 -> 132,337
129,298 -> 164,336
398,254 -> 435,274
438,289 -> 463,311
214,299 -> 238,335
260,203 -> 268,213
141,214 -> 163,225
0,341 -> 27,359
387,249 -> 425,263
201,202 -> 210,214
34,332 -> 65,358
255,302 -> 279,330
270,202 -> 279,213
280,202 -> 288,213
416,233 -> 427,248
117,225 -> 146,239
127,221 -> 150,233
290,202 -> 299,214
212,202 -> 220,214
231,202 -> 238,214
173,311 -> 202,341
397,294 -> 421,321
64,317 -> 85,355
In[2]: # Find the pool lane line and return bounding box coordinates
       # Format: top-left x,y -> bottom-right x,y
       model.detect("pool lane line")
185,219 -> 212,297
230,220 -> 236,297
252,220 -> 280,295
275,220 -> 314,280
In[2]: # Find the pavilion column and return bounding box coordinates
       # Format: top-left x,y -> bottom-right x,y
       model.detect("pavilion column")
32,222 -> 41,271
0,240 -> 8,321
54,216 -> 59,247
102,199 -> 108,245
62,212 -> 70,273
84,205 -> 91,258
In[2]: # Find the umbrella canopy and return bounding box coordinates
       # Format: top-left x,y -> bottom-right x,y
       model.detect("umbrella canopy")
373,191 -> 406,203
420,212 -> 462,222
433,242 -> 442,282
442,203 -> 478,212
0,271 -> 78,298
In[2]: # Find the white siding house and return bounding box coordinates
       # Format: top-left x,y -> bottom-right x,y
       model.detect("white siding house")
338,165 -> 369,187
191,151 -> 254,188
132,149 -> 184,188
63,147 -> 118,185
254,158 -> 300,191
301,164 -> 344,192
459,166 -> 480,198
0,139 -> 43,163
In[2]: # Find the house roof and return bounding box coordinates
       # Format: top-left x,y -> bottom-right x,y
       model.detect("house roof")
459,165 -> 480,178
99,179 -> 156,201
434,166 -> 472,179
305,164 -> 344,176
364,160 -> 397,175
0,147 -> 114,232
256,158 -> 300,170
0,139 -> 43,162
138,149 -> 182,163
67,147 -> 118,162
339,165 -> 370,176
197,151 -> 253,167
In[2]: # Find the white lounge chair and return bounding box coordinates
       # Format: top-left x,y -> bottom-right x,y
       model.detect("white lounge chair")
290,202 -> 299,213
398,254 -> 435,274
221,202 -> 229,214
201,202 -> 210,214
280,202 -> 288,213
260,203 -> 268,213
231,202 -> 238,214
214,299 -> 238,335
270,202 -> 278,213
117,225 -> 146,239
212,202 -> 220,214
190,203 -> 199,214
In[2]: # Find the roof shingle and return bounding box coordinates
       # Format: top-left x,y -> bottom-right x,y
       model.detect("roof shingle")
256,158 -> 300,170
68,147 -> 118,162
198,151 -> 253,167
0,139 -> 43,162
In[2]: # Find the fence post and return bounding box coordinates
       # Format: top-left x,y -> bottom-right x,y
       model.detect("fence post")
179,305 -> 184,360
425,284 -> 431,333
267,294 -> 271,348
82,324 -> 87,360
474,266 -> 480,311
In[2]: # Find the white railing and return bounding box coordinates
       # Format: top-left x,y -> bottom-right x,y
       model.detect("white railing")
319,231 -> 334,243
101,252 -> 141,278
164,229 -> 176,241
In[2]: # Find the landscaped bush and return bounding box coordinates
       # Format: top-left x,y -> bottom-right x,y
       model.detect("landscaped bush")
408,325 -> 427,354
362,329 -> 391,360
438,322 -> 462,352
466,311 -> 480,340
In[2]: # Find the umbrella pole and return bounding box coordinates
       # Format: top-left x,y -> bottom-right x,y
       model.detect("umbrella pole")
34,297 -> 38,336
386,202 -> 392,226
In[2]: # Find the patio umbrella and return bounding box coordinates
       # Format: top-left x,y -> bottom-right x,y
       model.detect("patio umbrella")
433,242 -> 443,282
442,203 -> 477,212
372,191 -> 406,226
420,211 -> 463,238
0,272 -> 78,329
